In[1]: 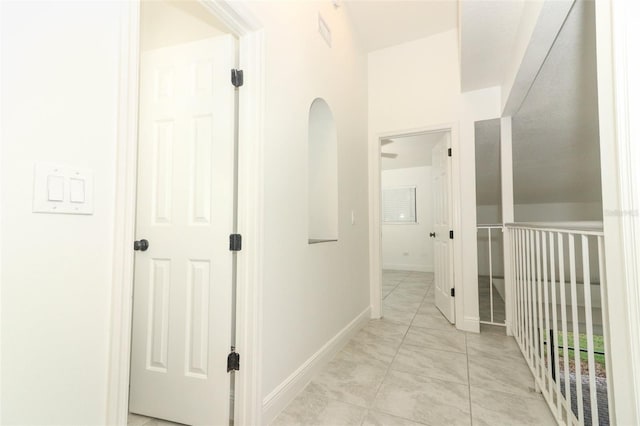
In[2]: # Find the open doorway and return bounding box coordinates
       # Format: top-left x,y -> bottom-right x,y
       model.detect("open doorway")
378,130 -> 454,325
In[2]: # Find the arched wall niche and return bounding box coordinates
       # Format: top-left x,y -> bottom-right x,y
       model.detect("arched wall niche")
308,98 -> 338,244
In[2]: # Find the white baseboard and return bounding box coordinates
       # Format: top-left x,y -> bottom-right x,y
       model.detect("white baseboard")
261,306 -> 371,425
382,263 -> 433,273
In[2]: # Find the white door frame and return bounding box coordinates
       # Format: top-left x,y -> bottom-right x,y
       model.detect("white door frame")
368,123 -> 463,324
106,2 -> 265,425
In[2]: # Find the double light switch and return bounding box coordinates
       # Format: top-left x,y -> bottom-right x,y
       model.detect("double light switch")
34,163 -> 93,214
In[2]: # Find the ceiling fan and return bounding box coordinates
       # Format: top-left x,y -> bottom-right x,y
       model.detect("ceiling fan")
381,138 -> 398,158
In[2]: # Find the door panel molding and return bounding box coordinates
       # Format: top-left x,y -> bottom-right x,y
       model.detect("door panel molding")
106,2 -> 265,425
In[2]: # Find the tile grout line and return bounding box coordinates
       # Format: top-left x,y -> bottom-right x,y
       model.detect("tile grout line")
382,277 -> 402,300
465,331 -> 475,426
361,271 -> 423,426
367,274 -> 432,423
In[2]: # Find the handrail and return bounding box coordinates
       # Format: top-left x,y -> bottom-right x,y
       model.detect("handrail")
505,221 -> 603,235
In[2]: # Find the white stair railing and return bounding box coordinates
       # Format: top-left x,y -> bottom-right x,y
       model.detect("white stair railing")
506,222 -> 611,426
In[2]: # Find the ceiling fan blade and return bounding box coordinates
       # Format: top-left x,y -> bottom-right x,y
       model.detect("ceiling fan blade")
381,153 -> 398,158
381,138 -> 394,146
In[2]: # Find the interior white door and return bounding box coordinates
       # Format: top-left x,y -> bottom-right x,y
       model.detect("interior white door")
129,35 -> 236,426
432,136 -> 455,323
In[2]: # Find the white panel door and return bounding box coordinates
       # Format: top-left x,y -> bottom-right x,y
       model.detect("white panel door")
130,35 -> 236,426
432,137 -> 455,323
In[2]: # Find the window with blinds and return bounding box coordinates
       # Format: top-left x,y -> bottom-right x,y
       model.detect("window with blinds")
383,186 -> 417,223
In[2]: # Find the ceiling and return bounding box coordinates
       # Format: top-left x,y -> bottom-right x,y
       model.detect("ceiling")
344,0 -> 458,52
459,0 -> 525,92
381,132 -> 447,170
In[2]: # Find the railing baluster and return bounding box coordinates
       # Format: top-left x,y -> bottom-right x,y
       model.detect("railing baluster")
525,230 -> 535,368
542,232 -> 552,396
488,227 -> 494,324
519,230 -> 526,350
549,232 -> 562,419
515,229 -> 521,341
598,235 -> 613,425
558,233 -> 572,421
568,234 -> 584,424
520,229 -> 529,352
520,228 -> 526,347
514,229 -> 521,341
511,230 -> 517,339
536,231 -> 544,386
582,236 -> 598,425
530,229 -> 540,381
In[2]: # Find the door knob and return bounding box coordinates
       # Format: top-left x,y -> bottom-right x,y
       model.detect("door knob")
134,239 -> 149,251
429,232 -> 436,238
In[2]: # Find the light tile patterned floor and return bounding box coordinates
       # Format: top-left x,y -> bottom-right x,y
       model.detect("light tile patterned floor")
273,270 -> 556,426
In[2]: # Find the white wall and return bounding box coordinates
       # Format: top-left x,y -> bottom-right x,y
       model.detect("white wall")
1,2 -> 120,424
382,167 -> 433,272
368,31 -> 460,132
243,0 -> 370,414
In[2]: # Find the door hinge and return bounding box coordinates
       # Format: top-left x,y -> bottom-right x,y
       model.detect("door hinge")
451,288 -> 455,297
230,234 -> 242,251
449,230 -> 454,239
231,69 -> 244,87
227,348 -> 240,372
448,148 -> 452,157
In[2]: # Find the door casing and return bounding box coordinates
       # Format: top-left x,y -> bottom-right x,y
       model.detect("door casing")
106,2 -> 265,425
368,123 -> 462,326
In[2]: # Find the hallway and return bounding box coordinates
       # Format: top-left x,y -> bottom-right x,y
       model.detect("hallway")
273,270 -> 555,426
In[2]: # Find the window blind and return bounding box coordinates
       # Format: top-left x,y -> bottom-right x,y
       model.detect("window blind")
383,187 -> 416,223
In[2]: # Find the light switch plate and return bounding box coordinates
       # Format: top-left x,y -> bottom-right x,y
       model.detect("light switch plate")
33,163 -> 94,215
